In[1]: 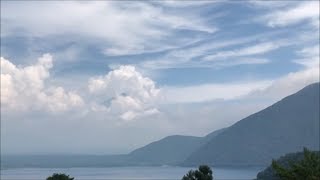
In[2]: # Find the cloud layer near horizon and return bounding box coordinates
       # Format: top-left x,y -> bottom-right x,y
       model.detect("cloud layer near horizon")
2,54 -> 318,119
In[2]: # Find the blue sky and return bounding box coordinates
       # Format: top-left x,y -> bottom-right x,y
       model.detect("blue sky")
1,1 -> 319,154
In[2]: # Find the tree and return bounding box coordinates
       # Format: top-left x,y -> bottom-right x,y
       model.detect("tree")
182,170 -> 196,180
272,148 -> 320,180
182,165 -> 213,180
46,173 -> 74,180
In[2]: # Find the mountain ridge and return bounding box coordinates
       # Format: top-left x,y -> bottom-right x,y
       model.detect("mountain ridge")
127,128 -> 227,165
183,82 -> 320,166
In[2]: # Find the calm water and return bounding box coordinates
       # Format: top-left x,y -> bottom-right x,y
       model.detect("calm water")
1,166 -> 263,180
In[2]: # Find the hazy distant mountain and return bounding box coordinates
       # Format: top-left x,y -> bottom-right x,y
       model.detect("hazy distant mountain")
128,135 -> 202,165
204,128 -> 228,142
128,128 -> 227,165
1,128 -> 227,168
184,83 -> 320,166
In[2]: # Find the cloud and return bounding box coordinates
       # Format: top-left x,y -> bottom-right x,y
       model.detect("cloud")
261,1 -> 319,28
212,58 -> 270,68
88,65 -> 160,121
248,1 -> 295,9
140,32 -> 283,69
1,55 -> 160,122
1,1 -> 214,56
203,42 -> 284,61
0,54 -> 84,112
120,108 -> 160,122
247,67 -> 319,102
293,45 -> 320,68
160,81 -> 272,104
154,0 -> 216,8
159,63 -> 318,105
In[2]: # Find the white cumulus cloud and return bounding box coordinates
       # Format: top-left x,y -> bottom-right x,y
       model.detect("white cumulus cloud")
0,54 -> 84,112
88,65 -> 160,121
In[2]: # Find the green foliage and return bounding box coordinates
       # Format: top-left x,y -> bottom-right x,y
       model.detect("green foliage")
182,165 -> 213,180
46,173 -> 74,180
271,148 -> 320,180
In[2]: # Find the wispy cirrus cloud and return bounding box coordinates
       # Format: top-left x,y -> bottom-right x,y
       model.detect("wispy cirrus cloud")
248,1 -> 296,9
259,1 -> 319,28
1,1 -> 215,56
202,41 -> 286,61
153,0 -> 217,8
293,45 -> 320,68
140,33 -> 290,70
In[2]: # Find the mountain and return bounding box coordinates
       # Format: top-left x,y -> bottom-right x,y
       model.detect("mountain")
128,128 -> 227,165
184,82 -> 320,166
204,127 -> 227,142
128,135 -> 202,165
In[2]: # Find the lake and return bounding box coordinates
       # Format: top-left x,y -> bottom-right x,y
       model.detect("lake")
1,166 -> 263,180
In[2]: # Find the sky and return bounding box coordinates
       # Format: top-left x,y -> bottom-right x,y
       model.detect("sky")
1,0 -> 319,154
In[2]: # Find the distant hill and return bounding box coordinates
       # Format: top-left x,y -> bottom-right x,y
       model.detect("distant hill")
128,128 -> 227,165
128,135 -> 202,165
1,128 -> 227,168
184,83 -> 320,166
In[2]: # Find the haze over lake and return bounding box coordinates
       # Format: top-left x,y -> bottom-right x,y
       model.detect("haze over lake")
1,166 -> 263,180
